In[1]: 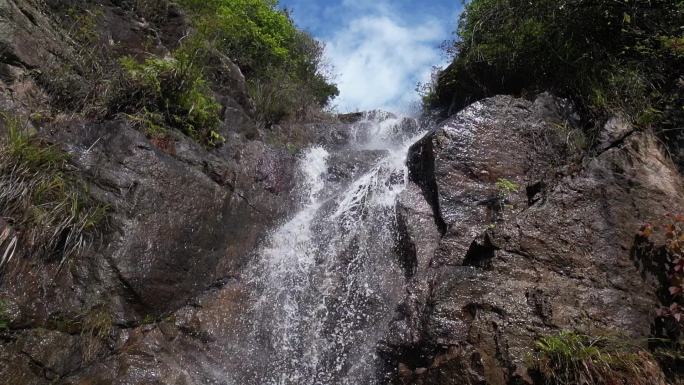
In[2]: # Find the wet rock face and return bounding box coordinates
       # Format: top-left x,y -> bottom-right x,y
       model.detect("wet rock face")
385,95 -> 684,384
0,3 -> 682,382
406,95 -> 579,266
0,1 -> 306,382
0,120 -> 300,383
45,120 -> 298,315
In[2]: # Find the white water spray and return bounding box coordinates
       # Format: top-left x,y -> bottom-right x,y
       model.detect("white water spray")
241,113 -> 426,385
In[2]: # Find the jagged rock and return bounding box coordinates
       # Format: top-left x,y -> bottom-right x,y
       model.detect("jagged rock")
0,0 -> 64,70
406,95 -> 571,266
384,95 -> 684,384
396,182 -> 441,277
42,118 -> 296,315
0,1 -> 301,384
0,328 -> 83,383
308,122 -> 356,148
326,149 -> 387,184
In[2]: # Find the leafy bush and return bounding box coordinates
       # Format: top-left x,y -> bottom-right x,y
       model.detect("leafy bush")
530,331 -> 662,385
177,0 -> 338,124
179,0 -> 297,72
431,0 -> 683,143
633,215 -> 684,380
0,115 -> 108,267
42,0 -> 337,132
117,52 -> 224,146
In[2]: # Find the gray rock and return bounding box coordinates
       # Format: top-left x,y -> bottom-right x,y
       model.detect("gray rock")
384,95 -> 684,384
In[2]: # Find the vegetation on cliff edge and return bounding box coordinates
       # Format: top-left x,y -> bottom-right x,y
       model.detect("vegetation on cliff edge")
425,0 -> 683,151
177,0 -> 339,124
40,0 -> 338,144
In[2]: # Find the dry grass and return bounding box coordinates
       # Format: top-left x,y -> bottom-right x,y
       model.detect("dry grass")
80,305 -> 113,362
0,114 -> 108,270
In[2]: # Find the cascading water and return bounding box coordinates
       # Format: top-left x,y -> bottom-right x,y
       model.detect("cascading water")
238,113 -> 425,385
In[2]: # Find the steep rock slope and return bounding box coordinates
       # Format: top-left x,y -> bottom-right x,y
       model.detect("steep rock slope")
384,95 -> 684,384
0,1 -> 683,384
0,1 -> 333,383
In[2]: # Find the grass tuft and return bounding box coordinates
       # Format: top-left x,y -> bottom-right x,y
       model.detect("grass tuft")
0,114 -> 108,268
530,331 -> 663,385
117,53 -> 223,147
495,178 -> 520,195
80,305 -> 113,362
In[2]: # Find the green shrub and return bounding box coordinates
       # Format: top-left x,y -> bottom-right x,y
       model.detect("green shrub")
432,0 -> 683,142
177,0 -> 338,125
41,0 -> 337,129
118,52 -> 223,146
0,115 -> 108,266
530,331 -> 662,385
178,0 -> 297,72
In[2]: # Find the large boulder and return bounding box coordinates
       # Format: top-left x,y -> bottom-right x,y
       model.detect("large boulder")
384,95 -> 684,384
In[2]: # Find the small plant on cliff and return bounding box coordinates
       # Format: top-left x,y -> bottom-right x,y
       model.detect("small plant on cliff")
530,331 -> 662,385
496,178 -> 520,196
495,177 -> 520,211
0,115 -> 108,266
635,214 -> 684,380
80,306 -> 113,362
118,52 -> 224,147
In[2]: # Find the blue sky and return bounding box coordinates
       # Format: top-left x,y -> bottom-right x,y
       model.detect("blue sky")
279,0 -> 463,113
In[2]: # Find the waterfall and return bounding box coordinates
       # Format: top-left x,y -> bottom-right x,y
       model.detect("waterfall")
239,113 -> 425,385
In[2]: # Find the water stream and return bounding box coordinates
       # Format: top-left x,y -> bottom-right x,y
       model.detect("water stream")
240,113 -> 425,385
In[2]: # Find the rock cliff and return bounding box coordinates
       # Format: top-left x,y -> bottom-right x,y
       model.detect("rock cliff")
0,1 -> 682,385
384,95 -> 683,384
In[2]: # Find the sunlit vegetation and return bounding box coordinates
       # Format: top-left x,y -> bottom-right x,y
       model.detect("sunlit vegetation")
427,0 -> 683,147
530,331 -> 663,385
117,53 -> 224,146
495,178 -> 519,196
177,0 -> 339,125
40,0 -> 338,145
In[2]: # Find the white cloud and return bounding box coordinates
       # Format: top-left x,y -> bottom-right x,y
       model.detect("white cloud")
322,7 -> 448,113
